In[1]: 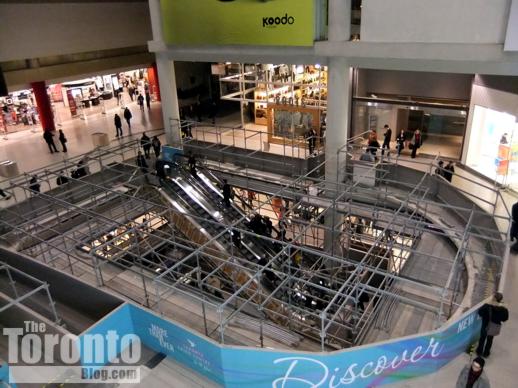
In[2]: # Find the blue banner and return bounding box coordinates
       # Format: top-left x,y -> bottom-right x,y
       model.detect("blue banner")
77,302 -> 482,387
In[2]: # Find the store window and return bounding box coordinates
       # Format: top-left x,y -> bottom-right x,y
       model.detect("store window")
352,100 -> 466,159
466,105 -> 518,185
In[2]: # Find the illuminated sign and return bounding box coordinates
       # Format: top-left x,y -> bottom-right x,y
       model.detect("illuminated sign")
160,0 -> 315,47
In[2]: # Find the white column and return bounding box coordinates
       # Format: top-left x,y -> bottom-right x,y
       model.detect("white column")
329,0 -> 351,41
148,0 -> 164,41
149,0 -> 181,146
325,57 -> 351,183
156,54 -> 181,146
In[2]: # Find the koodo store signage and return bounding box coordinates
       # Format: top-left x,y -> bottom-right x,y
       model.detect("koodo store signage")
160,0 -> 314,46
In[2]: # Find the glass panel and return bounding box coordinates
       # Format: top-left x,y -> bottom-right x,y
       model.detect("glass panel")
352,100 -> 466,159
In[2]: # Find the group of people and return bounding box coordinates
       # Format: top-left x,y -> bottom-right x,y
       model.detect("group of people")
366,125 -> 424,159
42,129 -> 68,154
114,107 -> 133,137
140,132 -> 161,159
455,292 -> 509,388
248,213 -> 274,237
435,159 -> 455,182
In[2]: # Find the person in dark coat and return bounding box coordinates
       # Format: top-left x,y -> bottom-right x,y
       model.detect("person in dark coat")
222,179 -> 231,207
136,151 -> 148,175
396,129 -> 405,156
58,129 -> 67,152
140,132 -> 151,158
137,94 -> 144,112
455,357 -> 490,388
476,292 -> 509,357
114,114 -> 123,137
306,128 -> 317,155
381,124 -> 392,155
145,92 -> 151,110
43,130 -> 58,153
29,175 -> 40,194
187,152 -> 197,175
410,129 -> 422,158
123,107 -> 132,130
444,161 -> 455,183
56,171 -> 69,186
151,136 -> 161,158
511,201 -> 518,243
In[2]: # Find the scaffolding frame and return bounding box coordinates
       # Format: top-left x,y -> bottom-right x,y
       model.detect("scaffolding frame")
0,132 -> 510,351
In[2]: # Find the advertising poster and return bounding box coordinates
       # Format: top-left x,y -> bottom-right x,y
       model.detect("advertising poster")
72,301 -> 482,388
161,0 -> 314,46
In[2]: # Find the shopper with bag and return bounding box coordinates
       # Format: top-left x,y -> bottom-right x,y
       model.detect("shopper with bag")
58,129 -> 68,153
476,292 -> 509,357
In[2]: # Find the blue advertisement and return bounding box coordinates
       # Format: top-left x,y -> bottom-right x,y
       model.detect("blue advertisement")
77,304 -> 136,370
161,146 -> 182,163
79,301 -> 482,387
0,363 -> 16,388
128,304 -> 224,385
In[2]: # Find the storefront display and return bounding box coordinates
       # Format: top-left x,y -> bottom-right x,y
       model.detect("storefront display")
466,105 -> 518,184
267,104 -> 320,146
219,63 -> 327,147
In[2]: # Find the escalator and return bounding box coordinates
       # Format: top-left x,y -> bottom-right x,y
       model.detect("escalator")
156,181 -> 290,326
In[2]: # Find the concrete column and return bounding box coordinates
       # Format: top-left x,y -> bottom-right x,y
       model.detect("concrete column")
156,54 -> 181,146
329,0 -> 351,41
325,57 -> 351,183
31,81 -> 55,132
148,0 -> 164,42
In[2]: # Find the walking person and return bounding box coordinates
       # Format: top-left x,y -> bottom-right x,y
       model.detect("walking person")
396,129 -> 405,156
222,179 -> 232,207
476,292 -> 509,357
29,175 -> 40,194
151,136 -> 161,158
114,114 -> 123,137
306,128 -> 317,156
381,124 -> 392,155
140,132 -> 151,158
367,130 -> 380,157
136,151 -> 149,181
511,201 -> 518,245
58,129 -> 67,153
456,357 -> 490,388
145,92 -> 151,110
137,94 -> 144,112
123,107 -> 132,131
410,129 -> 422,159
43,130 -> 58,153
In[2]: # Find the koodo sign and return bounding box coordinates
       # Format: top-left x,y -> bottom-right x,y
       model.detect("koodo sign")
262,13 -> 295,28
161,0 -> 314,46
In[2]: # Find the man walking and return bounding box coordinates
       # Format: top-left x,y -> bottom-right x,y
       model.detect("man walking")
114,114 -> 123,137
381,124 -> 392,155
477,292 -> 509,357
123,107 -> 132,131
43,130 -> 58,153
58,130 -> 68,153
141,132 -> 151,158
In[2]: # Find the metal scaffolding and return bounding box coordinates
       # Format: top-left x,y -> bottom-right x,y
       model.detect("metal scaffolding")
0,132 -> 510,352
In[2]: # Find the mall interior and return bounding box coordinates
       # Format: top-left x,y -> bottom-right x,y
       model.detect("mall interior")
0,1 -> 517,387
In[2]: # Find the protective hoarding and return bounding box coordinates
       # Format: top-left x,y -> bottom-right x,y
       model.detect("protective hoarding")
64,302 -> 482,387
160,0 -> 315,47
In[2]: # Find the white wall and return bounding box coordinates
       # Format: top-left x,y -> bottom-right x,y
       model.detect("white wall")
0,2 -> 152,62
462,84 -> 518,163
361,0 -> 511,43
357,69 -> 473,100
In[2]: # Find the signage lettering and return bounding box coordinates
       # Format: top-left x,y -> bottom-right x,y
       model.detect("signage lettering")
262,13 -> 295,27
